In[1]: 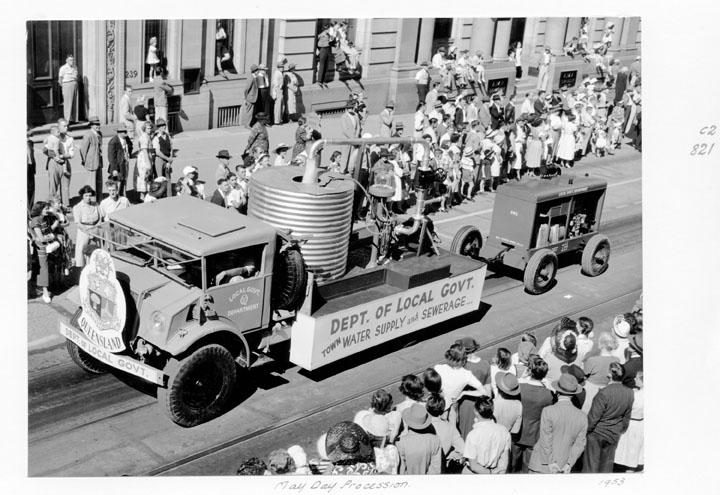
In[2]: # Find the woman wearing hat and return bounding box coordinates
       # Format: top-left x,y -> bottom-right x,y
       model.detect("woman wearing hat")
291,116 -> 311,160
324,421 -> 378,475
285,63 -> 299,121
273,143 -> 289,167
525,115 -> 546,173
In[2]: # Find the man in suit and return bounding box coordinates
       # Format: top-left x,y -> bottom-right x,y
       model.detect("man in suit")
340,101 -> 361,174
119,85 -> 136,139
210,177 -> 231,208
272,60 -> 286,126
153,68 -> 174,124
379,100 -> 394,138
489,93 -> 505,130
240,64 -> 259,128
255,64 -> 272,124
316,24 -> 332,86
80,116 -> 104,197
583,362 -> 634,473
528,373 -> 588,474
533,91 -> 547,115
107,124 -> 133,196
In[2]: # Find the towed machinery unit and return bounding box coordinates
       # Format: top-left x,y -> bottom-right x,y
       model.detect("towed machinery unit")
451,175 -> 610,294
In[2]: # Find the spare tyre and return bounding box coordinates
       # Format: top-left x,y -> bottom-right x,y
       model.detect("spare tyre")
272,248 -> 307,310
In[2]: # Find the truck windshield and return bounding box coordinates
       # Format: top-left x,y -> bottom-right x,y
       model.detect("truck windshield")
86,222 -> 202,287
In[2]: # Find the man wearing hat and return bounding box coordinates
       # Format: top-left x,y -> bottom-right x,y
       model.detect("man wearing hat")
80,116 -> 104,197
561,364 -> 588,410
152,119 -> 173,194
528,373 -> 588,474
119,85 -> 136,140
463,396 -> 512,474
536,46 -> 552,92
340,101 -> 361,174
379,100 -> 394,138
244,112 -> 269,157
215,150 -> 233,182
272,60 -> 286,125
255,64 -> 271,123
153,67 -> 174,125
107,123 -> 133,196
285,63 -> 299,119
494,372 -> 523,435
316,24 -> 332,86
240,64 -> 259,127
396,403 -> 442,475
489,93 -> 505,130
414,61 -> 431,105
425,82 -> 440,115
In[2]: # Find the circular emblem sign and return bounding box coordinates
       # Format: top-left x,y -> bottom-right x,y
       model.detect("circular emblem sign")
77,249 -> 127,353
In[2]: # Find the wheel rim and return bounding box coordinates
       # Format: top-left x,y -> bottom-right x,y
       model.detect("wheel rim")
181,361 -> 226,410
536,258 -> 555,288
461,234 -> 481,258
592,243 -> 610,272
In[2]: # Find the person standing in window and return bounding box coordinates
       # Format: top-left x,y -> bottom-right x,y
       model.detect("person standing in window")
153,67 -> 174,125
216,22 -> 231,78
147,36 -> 160,82
316,24 -> 332,86
58,55 -> 79,124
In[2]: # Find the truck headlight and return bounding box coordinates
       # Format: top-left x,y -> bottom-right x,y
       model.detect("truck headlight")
150,311 -> 166,333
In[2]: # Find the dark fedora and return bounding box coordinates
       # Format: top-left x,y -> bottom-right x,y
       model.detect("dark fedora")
455,336 -> 479,354
116,124 -> 128,133
216,149 -> 232,159
629,333 -> 643,355
496,372 -> 520,396
561,364 -> 586,385
402,403 -> 432,430
552,373 -> 583,395
325,421 -> 374,464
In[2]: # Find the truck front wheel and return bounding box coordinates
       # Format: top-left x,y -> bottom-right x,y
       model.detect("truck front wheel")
581,234 -> 611,276
66,340 -> 107,374
158,344 -> 237,428
451,226 -> 483,259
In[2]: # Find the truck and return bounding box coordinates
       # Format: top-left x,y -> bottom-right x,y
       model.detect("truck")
450,174 -> 610,294
59,137 -> 488,427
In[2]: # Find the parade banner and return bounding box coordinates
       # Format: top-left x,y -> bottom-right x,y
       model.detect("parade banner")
289,267 -> 487,370
60,322 -> 165,385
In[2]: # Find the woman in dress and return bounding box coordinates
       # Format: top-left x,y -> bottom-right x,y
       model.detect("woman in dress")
434,344 -> 488,425
135,121 -> 154,200
29,201 -> 61,303
614,371 -> 644,472
525,116 -> 545,174
291,116 -> 311,160
556,111 -> 579,167
285,63 -> 299,120
324,421 -> 378,475
512,41 -> 523,79
72,185 -> 102,269
146,36 -> 160,82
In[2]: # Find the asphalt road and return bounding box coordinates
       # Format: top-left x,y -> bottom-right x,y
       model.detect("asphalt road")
26,144 -> 642,477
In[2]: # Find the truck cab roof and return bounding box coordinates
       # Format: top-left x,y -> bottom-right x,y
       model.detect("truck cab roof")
107,195 -> 278,257
497,175 -> 607,204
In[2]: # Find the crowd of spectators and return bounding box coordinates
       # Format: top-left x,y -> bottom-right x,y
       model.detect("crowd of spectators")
236,299 -> 643,476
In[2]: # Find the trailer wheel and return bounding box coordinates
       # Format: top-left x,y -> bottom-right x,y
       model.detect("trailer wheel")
272,248 -> 307,311
158,344 -> 237,428
66,340 -> 107,375
451,226 -> 483,259
524,248 -> 558,295
581,234 -> 611,276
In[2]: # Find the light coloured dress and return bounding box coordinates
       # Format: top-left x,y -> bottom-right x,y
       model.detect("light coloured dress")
146,45 -> 160,64
135,132 -> 152,193
614,388 -> 644,468
556,120 -> 578,161
525,125 -> 545,169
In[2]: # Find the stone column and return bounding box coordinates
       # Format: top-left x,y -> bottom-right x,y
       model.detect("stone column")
544,17 -> 568,53
354,18 -> 373,70
492,18 -> 512,60
82,20 -> 107,123
619,17 -> 640,54
204,20 -> 217,79
470,18 -> 494,59
165,20 -> 182,80
606,17 -> 624,49
417,18 -> 435,64
114,21 -> 126,124
388,18 -> 420,107
566,17 -> 582,43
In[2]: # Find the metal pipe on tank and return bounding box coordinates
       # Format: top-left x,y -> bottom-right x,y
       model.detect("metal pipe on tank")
302,137 -> 431,185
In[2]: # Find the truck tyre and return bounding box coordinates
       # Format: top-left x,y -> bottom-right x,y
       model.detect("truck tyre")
581,234 -> 611,276
158,344 -> 237,428
272,248 -> 307,311
524,248 -> 558,295
66,340 -> 107,374
451,226 -> 483,259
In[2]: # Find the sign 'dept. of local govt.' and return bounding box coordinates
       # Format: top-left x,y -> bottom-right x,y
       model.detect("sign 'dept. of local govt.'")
289,266 -> 486,370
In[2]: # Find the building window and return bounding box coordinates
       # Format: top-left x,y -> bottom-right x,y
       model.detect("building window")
313,18 -> 358,84
215,19 -> 236,75
144,20 -> 168,82
431,18 -> 453,58
183,68 -> 201,94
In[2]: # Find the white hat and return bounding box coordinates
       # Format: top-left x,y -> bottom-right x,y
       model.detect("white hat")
613,315 -> 631,338
362,132 -> 373,139
287,445 -> 308,468
183,166 -> 198,176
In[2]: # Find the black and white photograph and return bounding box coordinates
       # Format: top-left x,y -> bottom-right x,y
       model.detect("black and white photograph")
7,1 -> 720,494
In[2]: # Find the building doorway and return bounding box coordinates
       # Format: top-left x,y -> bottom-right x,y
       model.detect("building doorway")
27,20 -> 84,127
510,18 -> 526,47
431,18 -> 453,58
